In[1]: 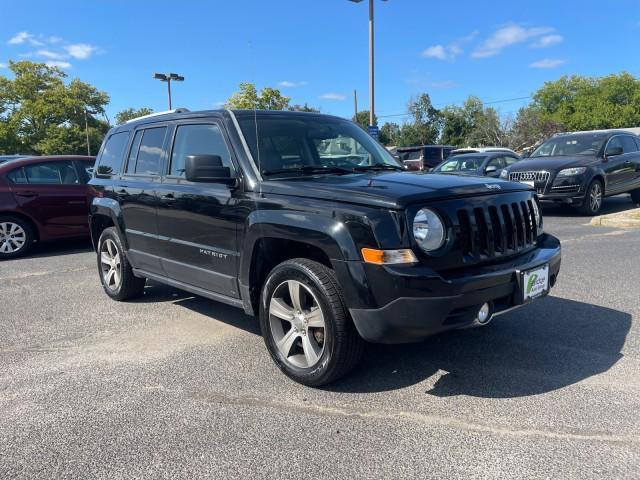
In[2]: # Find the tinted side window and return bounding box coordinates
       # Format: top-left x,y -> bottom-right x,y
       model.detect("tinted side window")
133,127 -> 166,175
125,130 -> 143,174
97,131 -> 129,176
77,160 -> 95,184
620,136 -> 638,153
634,137 -> 640,150
606,137 -> 623,154
7,167 -> 27,184
24,161 -> 79,185
504,156 -> 519,166
170,124 -> 232,177
487,157 -> 503,169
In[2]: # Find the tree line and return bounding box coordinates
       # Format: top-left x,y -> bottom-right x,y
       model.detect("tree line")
1,60 -> 639,155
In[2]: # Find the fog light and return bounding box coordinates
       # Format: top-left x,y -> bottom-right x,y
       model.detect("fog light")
477,303 -> 491,325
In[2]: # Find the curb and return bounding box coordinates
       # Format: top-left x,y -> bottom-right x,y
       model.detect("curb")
590,207 -> 640,228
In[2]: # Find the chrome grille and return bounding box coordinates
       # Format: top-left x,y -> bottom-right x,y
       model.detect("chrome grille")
509,171 -> 551,194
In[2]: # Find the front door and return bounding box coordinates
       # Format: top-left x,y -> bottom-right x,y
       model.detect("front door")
114,125 -> 168,274
602,136 -> 631,191
155,121 -> 241,298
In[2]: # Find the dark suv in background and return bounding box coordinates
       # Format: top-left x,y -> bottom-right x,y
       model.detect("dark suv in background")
503,130 -> 640,214
89,109 -> 561,386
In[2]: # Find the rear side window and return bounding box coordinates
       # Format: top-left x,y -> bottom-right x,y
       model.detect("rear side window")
14,161 -> 79,185
7,167 -> 28,184
127,127 -> 167,175
170,124 -> 233,177
620,136 -> 638,153
97,132 -> 129,176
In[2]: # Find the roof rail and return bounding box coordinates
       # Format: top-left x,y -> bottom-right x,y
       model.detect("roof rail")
125,108 -> 190,123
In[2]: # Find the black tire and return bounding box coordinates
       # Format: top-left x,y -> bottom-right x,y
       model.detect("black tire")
578,179 -> 604,216
97,227 -> 146,301
631,189 -> 640,206
259,258 -> 365,387
0,215 -> 34,260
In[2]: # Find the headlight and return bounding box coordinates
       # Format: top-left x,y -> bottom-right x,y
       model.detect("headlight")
531,198 -> 543,234
413,208 -> 445,252
499,169 -> 509,179
557,167 -> 586,177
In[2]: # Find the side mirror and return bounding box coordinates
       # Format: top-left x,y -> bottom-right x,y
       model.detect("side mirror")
605,146 -> 623,158
485,165 -> 498,174
185,155 -> 234,184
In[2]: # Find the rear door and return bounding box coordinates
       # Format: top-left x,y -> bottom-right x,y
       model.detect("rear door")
618,135 -> 640,186
155,120 -> 241,297
8,160 -> 92,238
114,125 -> 168,274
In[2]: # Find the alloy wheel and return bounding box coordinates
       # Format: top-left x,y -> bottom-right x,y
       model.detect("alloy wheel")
268,280 -> 326,369
100,239 -> 122,291
0,222 -> 27,254
590,183 -> 602,212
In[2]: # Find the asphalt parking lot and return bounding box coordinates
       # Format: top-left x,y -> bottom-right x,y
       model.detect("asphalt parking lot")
1,195 -> 639,479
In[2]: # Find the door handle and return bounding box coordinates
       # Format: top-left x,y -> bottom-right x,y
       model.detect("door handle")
15,191 -> 38,198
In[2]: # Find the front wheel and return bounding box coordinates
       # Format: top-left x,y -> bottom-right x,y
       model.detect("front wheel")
259,258 -> 365,387
578,179 -> 603,215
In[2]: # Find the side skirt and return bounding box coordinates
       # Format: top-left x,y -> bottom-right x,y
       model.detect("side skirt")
133,268 -> 245,310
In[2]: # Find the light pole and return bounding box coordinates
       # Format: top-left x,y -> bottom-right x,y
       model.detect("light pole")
153,73 -> 185,110
348,0 -> 387,128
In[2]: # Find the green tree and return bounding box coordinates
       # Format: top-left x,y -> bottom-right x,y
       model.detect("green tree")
379,122 -> 401,146
115,107 -> 154,125
532,72 -> 640,131
225,82 -> 291,110
352,110 -> 378,130
289,103 -> 320,113
0,61 -> 109,155
394,93 -> 442,146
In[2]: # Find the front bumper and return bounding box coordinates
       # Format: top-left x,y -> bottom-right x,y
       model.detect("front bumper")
348,234 -> 562,344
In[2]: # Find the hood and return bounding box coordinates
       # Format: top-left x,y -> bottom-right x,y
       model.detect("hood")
261,171 -> 530,209
510,155 -> 597,172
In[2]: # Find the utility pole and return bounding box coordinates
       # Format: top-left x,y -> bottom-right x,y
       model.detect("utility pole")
84,108 -> 91,156
354,89 -> 358,121
368,0 -> 375,127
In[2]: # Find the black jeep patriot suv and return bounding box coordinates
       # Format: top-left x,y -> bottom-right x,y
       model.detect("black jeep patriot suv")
89,109 -> 561,386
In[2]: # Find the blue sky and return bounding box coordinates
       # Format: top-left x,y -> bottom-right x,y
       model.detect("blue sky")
1,0 -> 638,124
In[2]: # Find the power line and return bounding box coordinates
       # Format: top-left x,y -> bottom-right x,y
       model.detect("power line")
377,95 -> 531,119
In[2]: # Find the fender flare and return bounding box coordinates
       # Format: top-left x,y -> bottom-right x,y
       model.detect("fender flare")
89,197 -> 128,249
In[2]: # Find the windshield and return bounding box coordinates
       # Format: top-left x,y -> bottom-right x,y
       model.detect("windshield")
398,150 -> 421,161
434,155 -> 485,172
237,115 -> 402,176
531,134 -> 608,157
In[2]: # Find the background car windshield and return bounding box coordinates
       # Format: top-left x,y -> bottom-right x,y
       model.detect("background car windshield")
238,116 -> 401,174
531,134 -> 607,157
398,150 -> 421,161
435,155 -> 484,172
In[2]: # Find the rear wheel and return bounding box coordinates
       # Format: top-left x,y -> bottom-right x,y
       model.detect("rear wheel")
578,179 -> 603,215
0,216 -> 34,260
97,227 -> 146,301
259,258 -> 365,387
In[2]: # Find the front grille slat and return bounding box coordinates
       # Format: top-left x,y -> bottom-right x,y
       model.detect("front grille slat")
467,208 -> 482,259
509,170 -> 551,195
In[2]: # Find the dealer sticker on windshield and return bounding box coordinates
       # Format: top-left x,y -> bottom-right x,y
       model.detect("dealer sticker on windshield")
523,264 -> 549,301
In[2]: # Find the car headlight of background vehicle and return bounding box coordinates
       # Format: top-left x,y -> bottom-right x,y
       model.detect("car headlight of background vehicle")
557,167 -> 586,177
413,208 -> 446,252
499,169 -> 509,179
531,197 -> 543,234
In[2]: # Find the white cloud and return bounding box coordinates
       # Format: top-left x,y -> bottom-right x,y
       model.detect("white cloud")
532,34 -> 563,48
529,58 -> 565,69
278,80 -> 308,88
319,93 -> 346,101
422,31 -> 477,62
422,45 -> 447,60
35,49 -> 66,60
0,63 -> 6,69
45,60 -> 72,69
8,31 -> 31,44
64,43 -> 96,60
472,24 -> 555,58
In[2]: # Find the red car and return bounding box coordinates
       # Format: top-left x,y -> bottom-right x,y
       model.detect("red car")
0,155 -> 96,259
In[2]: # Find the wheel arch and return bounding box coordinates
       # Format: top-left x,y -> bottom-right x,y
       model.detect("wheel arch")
0,210 -> 41,241
89,197 -> 127,250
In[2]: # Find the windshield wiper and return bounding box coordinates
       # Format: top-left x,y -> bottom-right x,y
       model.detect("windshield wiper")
262,166 -> 353,176
353,163 -> 405,172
